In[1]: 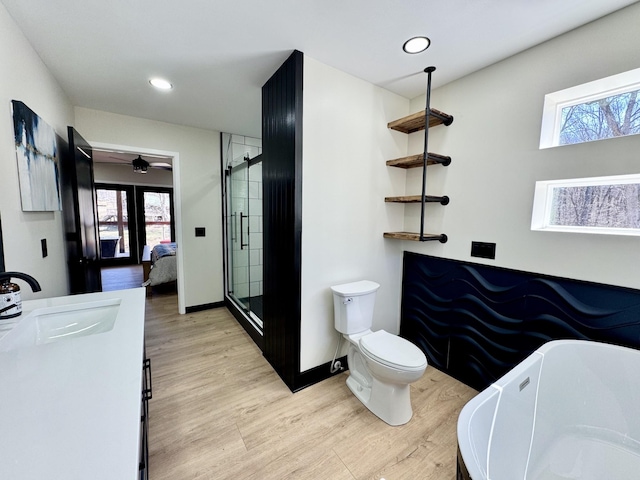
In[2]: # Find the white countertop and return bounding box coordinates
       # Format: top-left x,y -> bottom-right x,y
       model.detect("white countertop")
0,288 -> 146,479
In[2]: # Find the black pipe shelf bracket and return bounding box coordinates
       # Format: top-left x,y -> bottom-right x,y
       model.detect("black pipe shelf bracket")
383,66 -> 452,243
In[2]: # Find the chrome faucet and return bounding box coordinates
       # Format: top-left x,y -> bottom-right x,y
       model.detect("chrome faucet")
0,272 -> 41,292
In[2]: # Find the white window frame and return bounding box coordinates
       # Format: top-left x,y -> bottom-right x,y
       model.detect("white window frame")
539,67 -> 640,149
531,173 -> 640,236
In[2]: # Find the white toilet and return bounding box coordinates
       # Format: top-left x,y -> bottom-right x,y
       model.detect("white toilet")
331,280 -> 428,426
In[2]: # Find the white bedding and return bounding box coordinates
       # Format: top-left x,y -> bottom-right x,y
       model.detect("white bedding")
142,243 -> 177,287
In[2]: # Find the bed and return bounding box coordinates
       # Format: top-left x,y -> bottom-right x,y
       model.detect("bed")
142,242 -> 177,296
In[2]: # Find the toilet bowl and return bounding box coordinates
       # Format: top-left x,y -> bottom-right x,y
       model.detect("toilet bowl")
331,280 -> 428,426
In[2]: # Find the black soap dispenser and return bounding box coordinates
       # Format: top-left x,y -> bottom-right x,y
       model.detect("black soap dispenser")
0,272 -> 41,319
0,278 -> 22,319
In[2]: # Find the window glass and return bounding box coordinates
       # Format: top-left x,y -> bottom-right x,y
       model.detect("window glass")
531,174 -> 640,236
142,191 -> 172,249
559,88 -> 640,145
96,188 -> 131,258
550,183 -> 640,228
539,67 -> 640,149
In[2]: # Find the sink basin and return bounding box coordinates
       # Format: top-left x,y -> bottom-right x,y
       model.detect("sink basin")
0,298 -> 121,351
35,298 -> 121,344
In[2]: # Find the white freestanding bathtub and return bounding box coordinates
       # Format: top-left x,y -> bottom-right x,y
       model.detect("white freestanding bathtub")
457,340 -> 640,479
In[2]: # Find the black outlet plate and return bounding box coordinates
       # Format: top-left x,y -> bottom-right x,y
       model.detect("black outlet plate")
471,241 -> 496,260
195,227 -> 206,237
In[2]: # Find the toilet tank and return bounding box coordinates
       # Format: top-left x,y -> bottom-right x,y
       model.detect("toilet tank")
330,280 -> 380,334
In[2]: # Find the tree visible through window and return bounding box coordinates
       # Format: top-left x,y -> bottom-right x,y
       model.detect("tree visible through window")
550,183 -> 640,229
532,174 -> 640,236
559,88 -> 640,145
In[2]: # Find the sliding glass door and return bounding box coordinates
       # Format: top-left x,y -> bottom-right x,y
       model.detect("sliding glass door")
228,161 -> 251,310
96,184 -> 174,265
223,133 -> 263,331
137,188 -> 174,250
96,185 -> 136,265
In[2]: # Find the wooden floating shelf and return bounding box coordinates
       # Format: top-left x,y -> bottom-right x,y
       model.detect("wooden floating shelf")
383,232 -> 448,243
386,153 -> 451,168
385,195 -> 449,205
383,69 -> 450,245
387,108 -> 454,134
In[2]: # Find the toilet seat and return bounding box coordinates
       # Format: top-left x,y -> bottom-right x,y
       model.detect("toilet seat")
359,330 -> 427,371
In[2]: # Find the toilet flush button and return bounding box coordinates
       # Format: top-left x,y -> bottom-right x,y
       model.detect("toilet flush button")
343,297 -> 353,305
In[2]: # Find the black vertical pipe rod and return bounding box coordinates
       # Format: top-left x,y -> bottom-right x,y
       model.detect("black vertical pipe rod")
420,66 -> 436,241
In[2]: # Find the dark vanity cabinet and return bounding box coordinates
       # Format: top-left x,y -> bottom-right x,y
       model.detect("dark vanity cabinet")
140,357 -> 152,479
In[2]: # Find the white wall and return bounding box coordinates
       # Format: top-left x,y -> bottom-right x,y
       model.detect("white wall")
404,3 -> 640,290
300,4 -> 640,372
300,56 -> 410,371
74,107 -> 223,309
0,3 -> 74,299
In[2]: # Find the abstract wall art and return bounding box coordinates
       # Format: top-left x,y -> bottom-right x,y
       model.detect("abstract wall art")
11,100 -> 61,211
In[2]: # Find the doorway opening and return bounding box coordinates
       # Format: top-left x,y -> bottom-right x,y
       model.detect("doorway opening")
91,143 -> 183,312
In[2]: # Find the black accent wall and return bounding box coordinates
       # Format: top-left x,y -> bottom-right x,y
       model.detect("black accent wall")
262,50 -> 304,390
401,252 -> 640,391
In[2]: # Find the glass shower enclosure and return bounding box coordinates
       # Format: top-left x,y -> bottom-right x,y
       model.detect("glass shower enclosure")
222,133 -> 263,332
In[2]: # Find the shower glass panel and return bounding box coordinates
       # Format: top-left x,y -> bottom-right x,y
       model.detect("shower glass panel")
222,133 -> 263,331
229,161 -> 251,311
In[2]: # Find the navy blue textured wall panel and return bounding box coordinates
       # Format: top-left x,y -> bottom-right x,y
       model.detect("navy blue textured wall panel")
400,252 -> 640,390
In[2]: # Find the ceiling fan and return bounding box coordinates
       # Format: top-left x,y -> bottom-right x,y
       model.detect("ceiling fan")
131,155 -> 173,174
104,153 -> 173,173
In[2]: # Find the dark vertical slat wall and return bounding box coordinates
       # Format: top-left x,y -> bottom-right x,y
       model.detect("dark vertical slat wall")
262,50 -> 304,390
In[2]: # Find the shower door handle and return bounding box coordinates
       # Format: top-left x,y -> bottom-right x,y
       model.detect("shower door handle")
231,212 -> 237,242
240,213 -> 249,250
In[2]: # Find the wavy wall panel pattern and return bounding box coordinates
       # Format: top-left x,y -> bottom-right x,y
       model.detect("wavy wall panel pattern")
400,252 -> 640,390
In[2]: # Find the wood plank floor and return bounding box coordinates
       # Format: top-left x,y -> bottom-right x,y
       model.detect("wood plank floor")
144,294 -> 477,480
101,265 -> 144,291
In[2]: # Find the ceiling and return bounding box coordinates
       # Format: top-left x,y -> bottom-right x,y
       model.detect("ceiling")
91,148 -> 172,167
2,0 -> 637,139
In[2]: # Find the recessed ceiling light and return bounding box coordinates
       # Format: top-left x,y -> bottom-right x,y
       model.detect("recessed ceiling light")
149,78 -> 173,90
403,36 -> 431,54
